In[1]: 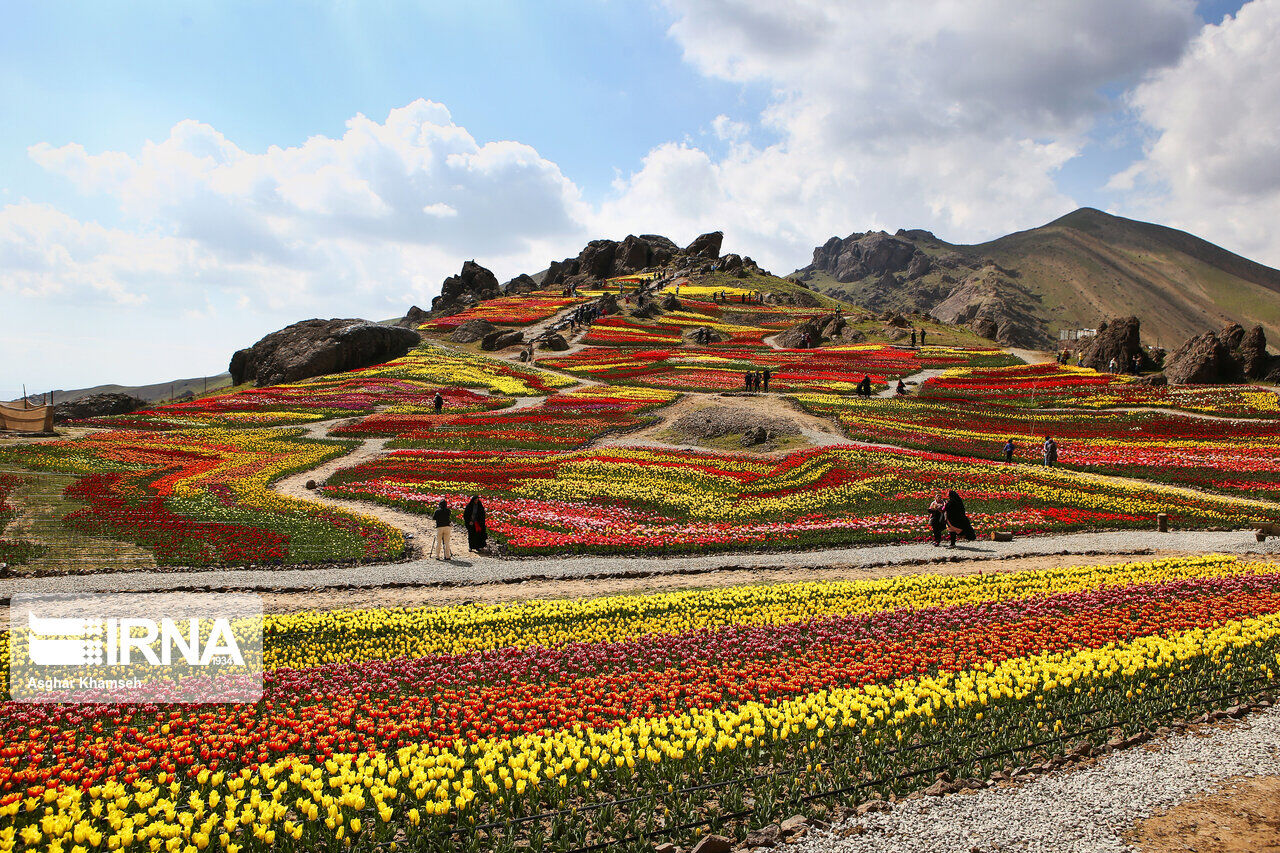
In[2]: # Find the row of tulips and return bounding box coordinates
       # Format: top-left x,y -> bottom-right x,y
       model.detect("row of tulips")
796,390 -> 1280,502
925,362 -> 1280,416
324,444 -> 1280,555
3,557 -> 1277,852
0,426 -> 404,566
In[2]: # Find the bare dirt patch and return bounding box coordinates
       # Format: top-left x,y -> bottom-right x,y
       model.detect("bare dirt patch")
257,550 -> 1172,613
599,393 -> 845,454
1129,775 -> 1280,853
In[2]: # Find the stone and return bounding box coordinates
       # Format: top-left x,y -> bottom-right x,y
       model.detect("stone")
660,294 -> 681,312
691,834 -> 733,853
654,845 -> 676,853
396,305 -> 429,330
431,260 -> 500,314
1132,373 -> 1168,386
970,318 -> 999,340
683,326 -> 727,344
1219,322 -> 1246,350
503,273 -> 537,294
597,293 -> 620,316
305,480 -> 317,490
53,393 -> 147,423
855,799 -> 890,815
779,816 -> 808,838
480,330 -> 525,351
1070,740 -> 1094,759
448,319 -> 498,344
1237,325 -> 1271,379
537,333 -> 570,352
1078,316 -> 1150,373
685,231 -> 724,259
741,824 -> 781,848
1165,331 -> 1241,385
775,320 -> 825,349
229,319 -> 421,387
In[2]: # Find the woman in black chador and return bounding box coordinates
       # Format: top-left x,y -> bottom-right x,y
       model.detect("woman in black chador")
944,489 -> 977,547
463,495 -> 487,553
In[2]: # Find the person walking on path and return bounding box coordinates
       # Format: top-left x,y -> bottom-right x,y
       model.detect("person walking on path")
1003,437 -> 1015,463
944,489 -> 977,547
911,329 -> 917,348
431,499 -> 453,560
1043,436 -> 1059,467
744,371 -> 753,391
762,368 -> 771,392
919,328 -> 927,347
463,495 -> 487,553
927,492 -> 948,547
433,392 -> 444,415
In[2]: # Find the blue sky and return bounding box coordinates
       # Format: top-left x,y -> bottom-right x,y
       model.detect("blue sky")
3,0 -> 1274,396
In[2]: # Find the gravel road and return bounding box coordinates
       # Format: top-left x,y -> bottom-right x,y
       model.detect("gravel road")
3,529 -> 1278,595
797,705 -> 1280,853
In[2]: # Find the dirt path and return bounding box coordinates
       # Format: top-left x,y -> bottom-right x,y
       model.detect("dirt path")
877,368 -> 946,397
1130,775 -> 1280,853
595,392 -> 847,453
1011,347 -> 1055,364
254,551 -> 1169,613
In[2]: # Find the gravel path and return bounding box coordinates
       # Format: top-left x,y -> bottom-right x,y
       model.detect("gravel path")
797,705 -> 1280,853
4,530 -> 1278,595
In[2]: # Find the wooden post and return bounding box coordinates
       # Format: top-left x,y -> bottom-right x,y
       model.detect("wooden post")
1157,513 -> 1169,533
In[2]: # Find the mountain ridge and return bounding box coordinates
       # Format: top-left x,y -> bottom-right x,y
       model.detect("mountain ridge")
794,208 -> 1280,349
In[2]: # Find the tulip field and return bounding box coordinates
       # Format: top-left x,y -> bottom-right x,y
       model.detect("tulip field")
4,555 -> 1280,852
2,285 -> 1279,569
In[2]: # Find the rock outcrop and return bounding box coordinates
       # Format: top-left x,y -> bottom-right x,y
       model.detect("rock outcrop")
431,261 -> 500,315
1165,331 -> 1240,385
396,305 -> 429,330
1078,317 -> 1151,373
543,231 -> 731,288
774,320 -> 826,349
53,393 -> 147,423
503,273 -> 538,294
480,330 -> 524,351
809,231 -> 926,282
229,319 -> 420,387
448,319 -> 497,344
1163,322 -> 1274,385
537,333 -> 570,352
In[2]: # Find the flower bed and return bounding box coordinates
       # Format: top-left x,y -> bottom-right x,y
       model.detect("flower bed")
420,295 -> 586,331
325,445 -> 1279,556
5,556 -> 1279,852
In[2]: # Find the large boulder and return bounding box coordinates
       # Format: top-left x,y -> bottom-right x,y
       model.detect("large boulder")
1165,331 -> 1241,385
684,231 -> 724,259
396,305 -> 429,330
1236,325 -> 1271,379
537,333 -> 570,352
480,329 -> 524,351
1078,317 -> 1150,372
807,231 -> 926,282
53,393 -> 147,423
448,319 -> 497,344
230,319 -> 420,387
430,260 -> 500,314
503,273 -> 537,294
775,320 -> 825,349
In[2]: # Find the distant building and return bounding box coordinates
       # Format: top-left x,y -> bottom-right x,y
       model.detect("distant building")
1058,328 -> 1097,342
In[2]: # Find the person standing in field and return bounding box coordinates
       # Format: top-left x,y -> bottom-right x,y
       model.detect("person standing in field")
762,368 -> 771,391
911,328 -> 917,348
927,492 -> 948,546
919,328 -> 927,347
944,490 -> 977,547
1043,436 -> 1058,466
1003,437 -> 1015,463
433,392 -> 444,414
431,499 -> 453,560
463,495 -> 487,553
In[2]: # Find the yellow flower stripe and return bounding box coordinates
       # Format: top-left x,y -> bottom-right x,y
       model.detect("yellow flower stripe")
263,556 -> 1269,669
15,608 -> 1278,853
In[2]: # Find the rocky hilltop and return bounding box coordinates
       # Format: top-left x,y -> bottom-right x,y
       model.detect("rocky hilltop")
796,208 -> 1280,349
542,231 -> 767,288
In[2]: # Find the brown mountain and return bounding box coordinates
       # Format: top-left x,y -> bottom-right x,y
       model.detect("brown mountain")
794,208 -> 1280,349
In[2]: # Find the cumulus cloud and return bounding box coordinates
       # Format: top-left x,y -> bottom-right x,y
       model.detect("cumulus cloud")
1109,0 -> 1280,266
598,0 -> 1199,272
18,100 -> 591,312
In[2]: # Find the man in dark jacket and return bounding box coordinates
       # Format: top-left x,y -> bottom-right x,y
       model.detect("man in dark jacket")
1003,438 -> 1015,463
433,392 -> 444,415
762,368 -> 771,392
431,499 -> 453,560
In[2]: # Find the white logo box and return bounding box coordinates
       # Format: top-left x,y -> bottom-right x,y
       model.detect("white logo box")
9,592 -> 263,703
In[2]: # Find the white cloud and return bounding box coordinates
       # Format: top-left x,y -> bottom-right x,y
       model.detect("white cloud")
1110,0 -> 1280,266
18,100 -> 591,312
598,0 -> 1199,272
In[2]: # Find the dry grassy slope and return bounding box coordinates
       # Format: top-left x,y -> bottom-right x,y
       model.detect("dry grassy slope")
799,208 -> 1280,349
